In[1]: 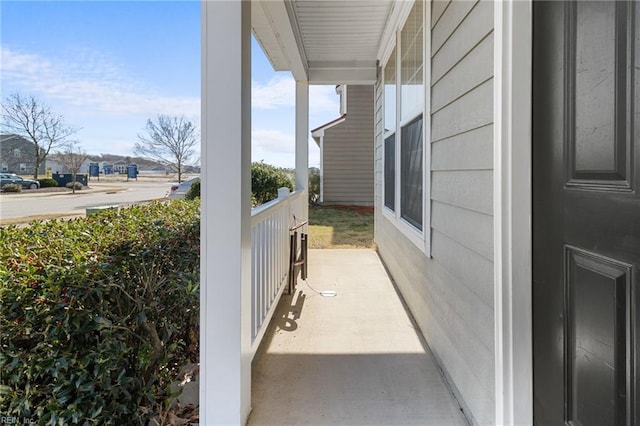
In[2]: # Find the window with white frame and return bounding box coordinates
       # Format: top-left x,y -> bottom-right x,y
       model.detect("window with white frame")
383,0 -> 425,235
400,0 -> 423,230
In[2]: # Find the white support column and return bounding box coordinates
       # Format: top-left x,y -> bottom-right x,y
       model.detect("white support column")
201,1 -> 252,424
295,80 -> 309,223
319,134 -> 324,204
493,1 -> 533,425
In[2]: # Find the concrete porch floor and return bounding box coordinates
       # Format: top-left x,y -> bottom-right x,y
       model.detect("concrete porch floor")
248,249 -> 469,426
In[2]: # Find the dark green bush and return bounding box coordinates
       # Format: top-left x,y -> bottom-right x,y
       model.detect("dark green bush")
184,164 -> 293,205
1,183 -> 22,193
38,178 -> 59,188
185,179 -> 200,200
308,169 -> 320,205
251,162 -> 293,205
65,181 -> 83,190
0,201 -> 200,424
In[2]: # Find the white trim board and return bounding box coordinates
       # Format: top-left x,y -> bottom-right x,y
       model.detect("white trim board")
378,0 -> 416,66
493,1 -> 533,424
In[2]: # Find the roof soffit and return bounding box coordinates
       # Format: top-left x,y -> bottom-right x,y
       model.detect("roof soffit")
253,0 -> 395,84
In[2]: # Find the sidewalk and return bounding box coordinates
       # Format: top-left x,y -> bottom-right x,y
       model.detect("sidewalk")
0,183 -> 127,198
248,249 -> 468,426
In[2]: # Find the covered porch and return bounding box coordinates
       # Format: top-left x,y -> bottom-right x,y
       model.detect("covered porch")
200,1 -> 398,423
199,0 -> 531,424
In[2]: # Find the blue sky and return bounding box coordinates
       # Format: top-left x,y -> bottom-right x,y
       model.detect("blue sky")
0,1 -> 339,168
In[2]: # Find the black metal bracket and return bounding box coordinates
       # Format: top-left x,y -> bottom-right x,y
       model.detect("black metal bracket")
287,221 -> 308,294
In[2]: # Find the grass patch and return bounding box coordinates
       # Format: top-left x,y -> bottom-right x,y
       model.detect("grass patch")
308,205 -> 374,249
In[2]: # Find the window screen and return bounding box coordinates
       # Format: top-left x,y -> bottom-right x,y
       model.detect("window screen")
400,115 -> 423,230
384,134 -> 396,211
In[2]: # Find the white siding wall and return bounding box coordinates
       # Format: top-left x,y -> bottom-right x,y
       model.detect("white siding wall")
322,85 -> 374,205
375,1 -> 495,424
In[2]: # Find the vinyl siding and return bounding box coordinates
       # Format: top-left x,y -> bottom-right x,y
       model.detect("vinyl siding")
374,1 -> 494,424
322,85 -> 374,205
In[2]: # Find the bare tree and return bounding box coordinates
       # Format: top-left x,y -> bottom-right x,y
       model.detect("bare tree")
1,93 -> 77,179
54,141 -> 89,194
135,115 -> 197,183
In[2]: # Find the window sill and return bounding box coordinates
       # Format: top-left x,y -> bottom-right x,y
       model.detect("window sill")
381,206 -> 428,255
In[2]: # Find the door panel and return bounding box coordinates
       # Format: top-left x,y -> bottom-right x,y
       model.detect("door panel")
533,1 -> 639,425
567,1 -> 633,189
565,246 -> 631,426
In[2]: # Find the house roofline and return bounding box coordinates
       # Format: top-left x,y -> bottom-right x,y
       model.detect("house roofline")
311,114 -> 346,137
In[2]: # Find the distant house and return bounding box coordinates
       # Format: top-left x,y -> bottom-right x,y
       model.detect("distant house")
311,85 -> 374,206
0,134 -> 46,175
45,155 -> 92,175
113,160 -> 128,174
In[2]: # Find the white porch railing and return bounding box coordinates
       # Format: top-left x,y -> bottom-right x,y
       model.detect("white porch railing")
250,187 -> 307,356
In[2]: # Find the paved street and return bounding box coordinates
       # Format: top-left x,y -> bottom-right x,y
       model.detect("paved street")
0,181 -> 172,222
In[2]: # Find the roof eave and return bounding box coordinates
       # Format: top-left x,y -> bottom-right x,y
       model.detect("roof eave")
252,0 -> 308,81
311,114 -> 347,141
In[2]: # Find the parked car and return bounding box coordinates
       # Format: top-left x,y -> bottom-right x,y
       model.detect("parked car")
0,173 -> 40,190
168,177 -> 199,200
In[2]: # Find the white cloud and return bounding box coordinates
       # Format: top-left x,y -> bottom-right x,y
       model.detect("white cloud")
309,84 -> 340,114
1,45 -> 331,166
252,74 -> 340,115
252,129 -> 294,154
251,128 -> 319,168
2,45 -> 339,121
0,46 -> 200,121
252,75 -> 295,109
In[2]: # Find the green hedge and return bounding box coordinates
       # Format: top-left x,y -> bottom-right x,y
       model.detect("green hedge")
179,163 -> 295,206
0,201 -> 200,424
185,180 -> 200,201
38,178 -> 59,188
308,169 -> 320,205
251,162 -> 293,205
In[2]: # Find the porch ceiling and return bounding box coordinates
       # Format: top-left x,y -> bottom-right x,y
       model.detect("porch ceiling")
252,0 -> 395,84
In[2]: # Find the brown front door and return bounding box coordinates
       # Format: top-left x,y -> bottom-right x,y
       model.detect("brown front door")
533,1 -> 639,425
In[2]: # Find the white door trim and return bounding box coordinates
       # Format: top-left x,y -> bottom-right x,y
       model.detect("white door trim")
493,1 -> 533,424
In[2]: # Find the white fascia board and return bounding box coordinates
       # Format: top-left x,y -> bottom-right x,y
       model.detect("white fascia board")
255,0 -> 308,81
308,67 -> 377,85
251,1 -> 282,70
311,116 -> 346,139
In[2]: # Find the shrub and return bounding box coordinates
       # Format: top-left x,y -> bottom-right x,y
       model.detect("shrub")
308,169 -> 320,204
185,179 -> 200,200
178,162 -> 295,205
0,201 -> 200,424
65,181 -> 83,190
38,178 -> 59,188
1,184 -> 22,193
251,162 -> 293,205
